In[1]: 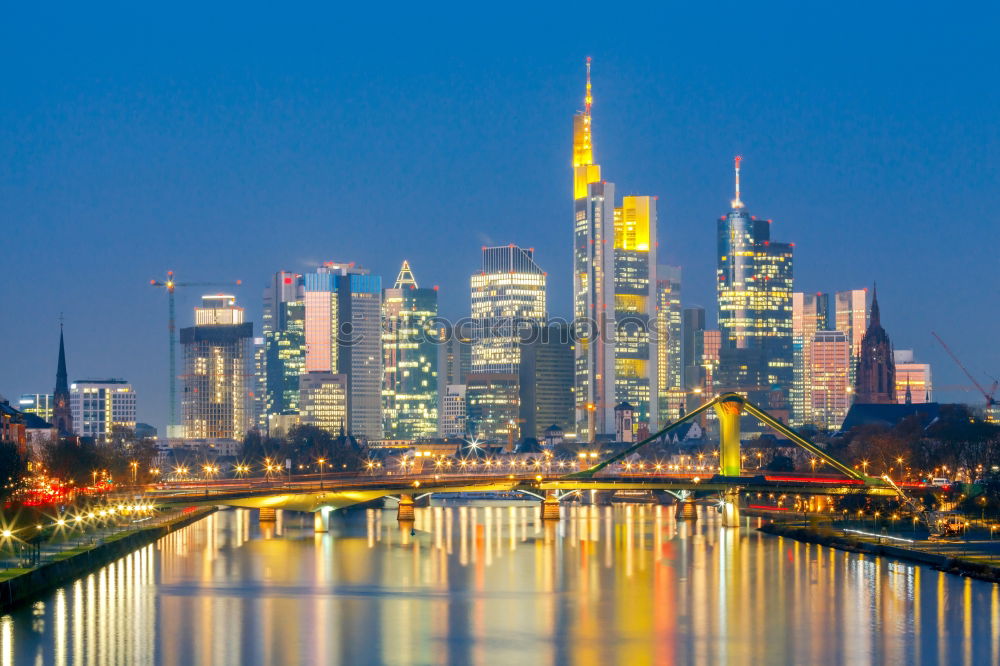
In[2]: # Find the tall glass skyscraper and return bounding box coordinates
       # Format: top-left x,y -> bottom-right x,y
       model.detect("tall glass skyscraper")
261,271 -> 305,432
716,157 -> 793,407
470,246 -> 546,374
572,59 -> 658,437
304,262 -> 383,440
382,260 -> 438,440
834,288 -> 869,387
468,245 -> 546,444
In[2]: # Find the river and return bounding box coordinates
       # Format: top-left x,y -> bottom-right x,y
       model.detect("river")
1,502 -> 997,664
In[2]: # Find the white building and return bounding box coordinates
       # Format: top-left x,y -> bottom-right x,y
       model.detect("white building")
894,350 -> 933,403
70,379 -> 136,440
439,384 -> 467,437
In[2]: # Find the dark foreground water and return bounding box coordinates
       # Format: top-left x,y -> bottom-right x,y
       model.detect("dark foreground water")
1,503 -> 998,665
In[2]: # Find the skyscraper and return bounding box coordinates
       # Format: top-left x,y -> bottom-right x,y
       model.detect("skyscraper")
613,196 -> 658,429
52,325 -> 73,434
791,292 -> 828,426
835,288 -> 869,386
467,245 -> 546,444
437,320 -> 472,436
70,379 -> 137,440
382,261 -> 438,440
656,266 -> 682,423
180,295 -> 254,439
470,246 -> 546,374
682,307 -> 706,391
518,322 -> 575,440
854,287 -> 896,404
572,59 -> 658,437
716,157 -> 794,405
304,262 -> 383,440
807,330 -> 851,429
261,271 -> 306,432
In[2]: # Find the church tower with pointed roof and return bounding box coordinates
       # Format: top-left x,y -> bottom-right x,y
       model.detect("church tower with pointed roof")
853,285 -> 896,404
52,324 -> 74,434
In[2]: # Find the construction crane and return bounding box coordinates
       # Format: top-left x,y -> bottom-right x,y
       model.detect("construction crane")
931,332 -> 998,409
150,271 -> 242,430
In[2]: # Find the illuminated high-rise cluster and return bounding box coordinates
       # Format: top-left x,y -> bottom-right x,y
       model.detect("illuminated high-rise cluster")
573,59 -> 659,438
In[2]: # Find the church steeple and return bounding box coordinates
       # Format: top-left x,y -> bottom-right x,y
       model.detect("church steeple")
52,322 -> 74,434
853,285 -> 896,404
870,283 -> 880,327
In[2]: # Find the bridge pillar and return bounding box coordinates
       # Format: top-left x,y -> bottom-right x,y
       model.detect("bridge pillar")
720,489 -> 740,528
676,500 -> 698,521
713,394 -> 745,477
313,507 -> 331,533
397,494 -> 415,522
258,507 -> 277,523
541,490 -> 561,521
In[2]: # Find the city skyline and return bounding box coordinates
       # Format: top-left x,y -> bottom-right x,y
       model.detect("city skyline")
3,6 -> 998,429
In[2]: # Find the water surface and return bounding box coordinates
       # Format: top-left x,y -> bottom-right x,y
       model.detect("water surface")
2,503 -> 997,665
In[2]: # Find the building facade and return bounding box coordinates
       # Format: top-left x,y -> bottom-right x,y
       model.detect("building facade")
572,59 -> 658,437
518,322 -> 575,440
299,372 -> 348,433
261,271 -> 306,433
894,350 -> 933,404
656,266 -> 682,423
612,196 -> 658,428
18,394 -> 53,423
806,330 -> 851,429
470,245 -> 547,375
716,157 -> 794,406
70,379 -> 137,440
834,288 -> 869,386
382,260 -> 438,439
304,263 -> 383,440
791,292 -> 827,426
439,384 -> 467,437
465,373 -> 520,445
180,295 -> 254,439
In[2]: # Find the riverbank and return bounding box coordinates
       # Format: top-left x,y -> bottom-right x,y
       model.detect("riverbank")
0,506 -> 216,612
760,521 -> 1000,583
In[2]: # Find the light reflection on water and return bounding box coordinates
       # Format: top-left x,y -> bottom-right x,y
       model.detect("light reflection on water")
1,503 -> 998,665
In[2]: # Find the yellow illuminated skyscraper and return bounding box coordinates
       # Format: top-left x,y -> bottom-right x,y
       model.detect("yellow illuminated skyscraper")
573,59 -> 658,438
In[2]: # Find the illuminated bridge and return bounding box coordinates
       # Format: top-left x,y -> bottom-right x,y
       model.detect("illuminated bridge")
141,393 -> 901,531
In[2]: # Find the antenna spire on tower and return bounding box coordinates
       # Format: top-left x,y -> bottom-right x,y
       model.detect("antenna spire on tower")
731,155 -> 744,209
585,56 -> 592,115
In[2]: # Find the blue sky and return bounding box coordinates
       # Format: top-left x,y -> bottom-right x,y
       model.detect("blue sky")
2,1 -> 998,429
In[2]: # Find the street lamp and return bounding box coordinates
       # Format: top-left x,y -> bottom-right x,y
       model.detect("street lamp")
130,461 -> 139,486
202,464 -> 218,495
317,458 -> 326,490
